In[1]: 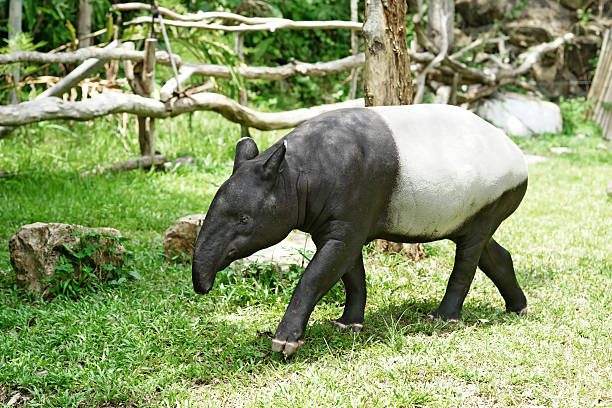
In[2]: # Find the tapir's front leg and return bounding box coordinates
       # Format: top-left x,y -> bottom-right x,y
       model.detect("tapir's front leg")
272,238 -> 361,356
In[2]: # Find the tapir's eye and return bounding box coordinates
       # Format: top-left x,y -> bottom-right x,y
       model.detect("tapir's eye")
239,215 -> 250,225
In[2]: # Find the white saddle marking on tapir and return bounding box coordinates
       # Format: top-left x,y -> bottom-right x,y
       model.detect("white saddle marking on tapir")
370,105 -> 528,239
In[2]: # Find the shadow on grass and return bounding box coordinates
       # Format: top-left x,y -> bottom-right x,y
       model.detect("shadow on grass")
235,297 -> 524,365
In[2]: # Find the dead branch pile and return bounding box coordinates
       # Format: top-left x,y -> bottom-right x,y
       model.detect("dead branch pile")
409,4 -> 575,105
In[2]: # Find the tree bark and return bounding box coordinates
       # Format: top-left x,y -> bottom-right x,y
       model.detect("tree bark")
427,0 -> 454,54
8,0 -> 22,105
77,0 -> 93,49
137,39 -> 156,156
363,0 -> 413,106
363,0 -> 424,261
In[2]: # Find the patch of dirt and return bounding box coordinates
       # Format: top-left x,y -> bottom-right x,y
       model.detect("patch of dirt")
0,386 -> 33,407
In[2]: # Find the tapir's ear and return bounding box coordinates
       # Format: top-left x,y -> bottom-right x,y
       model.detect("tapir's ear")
262,141 -> 286,182
233,137 -> 259,173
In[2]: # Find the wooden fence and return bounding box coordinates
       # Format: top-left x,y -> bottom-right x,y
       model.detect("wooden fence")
587,28 -> 612,140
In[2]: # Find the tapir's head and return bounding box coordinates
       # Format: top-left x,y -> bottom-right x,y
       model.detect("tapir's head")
192,137 -> 292,294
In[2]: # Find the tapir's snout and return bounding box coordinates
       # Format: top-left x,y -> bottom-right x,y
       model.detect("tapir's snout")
192,257 -> 217,295
192,278 -> 212,294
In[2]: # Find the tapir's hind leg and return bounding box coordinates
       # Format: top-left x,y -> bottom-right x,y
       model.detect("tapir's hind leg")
478,238 -> 527,314
332,251 -> 366,332
429,235 -> 490,322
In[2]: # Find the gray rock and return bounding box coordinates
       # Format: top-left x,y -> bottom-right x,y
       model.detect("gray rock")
476,92 -> 562,137
240,231 -> 316,268
456,0 -> 516,27
164,213 -> 315,267
9,223 -> 124,293
558,0 -> 592,10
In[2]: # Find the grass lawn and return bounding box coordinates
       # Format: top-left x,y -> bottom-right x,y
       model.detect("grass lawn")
0,102 -> 611,407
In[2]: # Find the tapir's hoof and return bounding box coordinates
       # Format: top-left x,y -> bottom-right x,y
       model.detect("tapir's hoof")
507,306 -> 528,316
332,320 -> 363,333
271,338 -> 304,357
427,311 -> 460,323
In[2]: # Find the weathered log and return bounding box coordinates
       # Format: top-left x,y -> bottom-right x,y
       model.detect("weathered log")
124,16 -> 362,32
0,47 -> 182,67
81,155 -> 167,176
0,91 -> 365,130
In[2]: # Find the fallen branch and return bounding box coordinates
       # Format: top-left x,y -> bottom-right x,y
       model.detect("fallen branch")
158,54 -> 365,100
0,91 -> 365,130
114,2 -> 360,29
415,14 -> 449,104
124,16 -> 362,32
81,154 -> 167,176
499,33 -> 575,79
180,53 -> 365,81
0,46 -> 182,67
49,27 -> 109,54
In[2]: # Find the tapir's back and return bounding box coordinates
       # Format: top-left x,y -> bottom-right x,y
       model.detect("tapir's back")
368,104 -> 528,239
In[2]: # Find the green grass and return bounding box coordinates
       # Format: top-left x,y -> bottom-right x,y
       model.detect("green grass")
0,104 -> 611,407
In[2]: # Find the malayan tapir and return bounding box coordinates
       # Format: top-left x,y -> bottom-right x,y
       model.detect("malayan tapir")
192,104 -> 528,356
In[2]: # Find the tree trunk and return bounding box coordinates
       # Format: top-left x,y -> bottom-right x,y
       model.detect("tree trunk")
235,32 -> 250,138
8,0 -> 22,105
363,0 -> 425,261
77,0 -> 93,48
363,0 -> 413,106
348,0 -> 359,100
427,0 -> 454,54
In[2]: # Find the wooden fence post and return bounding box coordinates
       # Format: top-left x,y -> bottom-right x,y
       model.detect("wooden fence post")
124,38 -> 158,156
587,29 -> 612,141
235,32 -> 250,138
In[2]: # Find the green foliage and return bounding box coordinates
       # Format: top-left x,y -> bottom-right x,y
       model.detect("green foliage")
576,7 -> 594,31
503,0 -> 527,20
45,229 -> 132,300
558,97 -> 602,137
241,0 -> 358,108
9,0 -> 113,51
